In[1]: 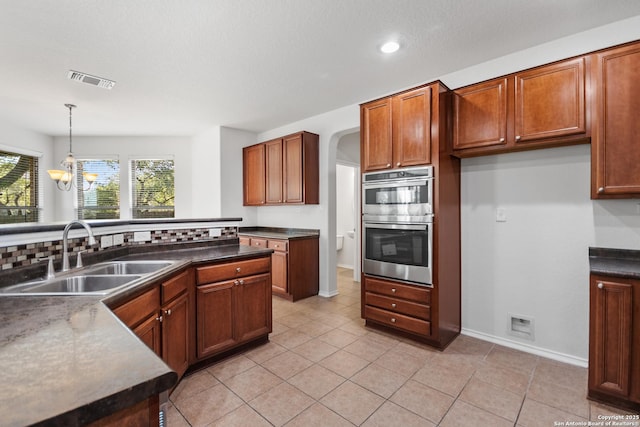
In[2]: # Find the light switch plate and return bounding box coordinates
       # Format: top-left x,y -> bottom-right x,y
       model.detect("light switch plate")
134,231 -> 151,242
496,207 -> 507,222
101,235 -> 113,249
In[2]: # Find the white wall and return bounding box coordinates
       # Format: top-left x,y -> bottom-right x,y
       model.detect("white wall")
191,126 -> 222,218
336,164 -> 355,269
0,118 -> 56,222
52,135 -> 193,221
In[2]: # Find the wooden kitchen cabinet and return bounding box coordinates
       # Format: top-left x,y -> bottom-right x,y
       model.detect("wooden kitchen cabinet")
195,255 -> 272,360
591,41 -> 640,198
589,274 -> 640,410
243,131 -> 319,205
361,85 -> 432,172
112,268 -> 193,379
453,57 -> 589,157
243,143 -> 266,205
239,234 -> 319,301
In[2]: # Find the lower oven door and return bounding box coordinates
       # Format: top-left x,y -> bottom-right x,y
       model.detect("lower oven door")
362,221 -> 432,286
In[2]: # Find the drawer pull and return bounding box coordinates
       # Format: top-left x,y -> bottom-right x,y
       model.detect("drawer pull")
391,318 -> 396,323
597,282 -> 604,289
236,267 -> 241,272
156,315 -> 163,323
391,303 -> 396,308
164,309 -> 172,316
238,279 -> 244,285
391,288 -> 396,293
274,244 -> 278,248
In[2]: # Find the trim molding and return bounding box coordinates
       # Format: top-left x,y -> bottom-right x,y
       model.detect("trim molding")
461,328 -> 588,368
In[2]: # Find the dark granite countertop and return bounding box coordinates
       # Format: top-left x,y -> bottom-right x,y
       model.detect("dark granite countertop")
589,247 -> 640,279
0,242 -> 272,426
238,226 -> 320,240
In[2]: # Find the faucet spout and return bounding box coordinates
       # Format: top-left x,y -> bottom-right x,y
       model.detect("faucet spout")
62,220 -> 96,271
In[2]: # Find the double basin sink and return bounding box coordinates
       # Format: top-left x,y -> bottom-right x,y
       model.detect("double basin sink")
0,260 -> 177,296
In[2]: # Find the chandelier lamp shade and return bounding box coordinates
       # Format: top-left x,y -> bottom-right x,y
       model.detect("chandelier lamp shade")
47,104 -> 98,191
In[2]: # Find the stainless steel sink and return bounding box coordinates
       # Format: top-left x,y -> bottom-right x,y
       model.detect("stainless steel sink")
84,261 -> 174,276
20,275 -> 142,294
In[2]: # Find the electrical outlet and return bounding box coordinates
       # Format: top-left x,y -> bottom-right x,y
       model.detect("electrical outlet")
133,231 -> 151,242
209,228 -> 222,238
101,235 -> 113,249
113,234 -> 124,246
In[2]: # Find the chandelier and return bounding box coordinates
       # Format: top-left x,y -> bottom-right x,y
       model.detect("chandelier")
47,104 -> 98,191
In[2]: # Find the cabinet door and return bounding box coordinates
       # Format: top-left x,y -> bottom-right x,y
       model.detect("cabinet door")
392,86 -> 432,167
361,97 -> 393,172
243,144 -> 265,205
515,57 -> 586,144
589,277 -> 633,398
162,292 -> 189,378
282,133 -> 303,203
453,78 -> 508,150
235,273 -> 272,343
271,251 -> 288,294
265,139 -> 283,204
133,314 -> 162,357
592,43 -> 640,197
196,280 -> 235,358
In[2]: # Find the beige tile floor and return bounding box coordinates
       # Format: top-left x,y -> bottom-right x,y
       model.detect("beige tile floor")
167,267 -> 639,426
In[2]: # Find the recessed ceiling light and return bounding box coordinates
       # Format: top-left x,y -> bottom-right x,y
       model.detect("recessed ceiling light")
380,41 -> 400,54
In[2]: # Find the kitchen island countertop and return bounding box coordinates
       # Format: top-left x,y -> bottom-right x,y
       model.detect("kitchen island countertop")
0,242 -> 272,426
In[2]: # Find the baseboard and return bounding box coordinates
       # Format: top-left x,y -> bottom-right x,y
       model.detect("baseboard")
318,289 -> 339,298
461,328 -> 588,368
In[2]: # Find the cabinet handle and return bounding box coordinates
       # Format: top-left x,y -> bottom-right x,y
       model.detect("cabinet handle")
386,163 -> 391,168
156,315 -> 163,323
391,288 -> 396,293
598,187 -> 604,193
234,280 -> 239,285
164,309 -> 172,316
391,318 -> 396,323
499,137 -> 505,143
238,279 -> 244,285
515,135 -> 521,141
236,267 -> 241,272
274,244 -> 278,248
597,282 -> 604,289
391,303 -> 396,308
396,162 -> 401,167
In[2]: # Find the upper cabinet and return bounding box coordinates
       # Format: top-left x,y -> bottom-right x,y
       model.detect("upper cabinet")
591,42 -> 640,199
243,131 -> 319,206
453,57 -> 589,157
361,85 -> 432,172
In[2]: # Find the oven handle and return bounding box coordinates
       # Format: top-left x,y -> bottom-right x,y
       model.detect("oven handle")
363,222 -> 429,231
363,178 -> 430,190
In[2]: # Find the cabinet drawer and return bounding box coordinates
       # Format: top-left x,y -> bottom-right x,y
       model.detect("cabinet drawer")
365,305 -> 431,337
365,292 -> 430,320
364,276 -> 431,304
267,239 -> 288,252
113,286 -> 160,328
239,236 -> 251,246
250,238 -> 268,249
161,269 -> 190,305
196,257 -> 270,284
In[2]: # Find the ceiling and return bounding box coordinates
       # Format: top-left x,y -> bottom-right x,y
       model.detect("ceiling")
1,1 -> 640,137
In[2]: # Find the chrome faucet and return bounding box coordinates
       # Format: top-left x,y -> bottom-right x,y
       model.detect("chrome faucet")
62,220 -> 96,271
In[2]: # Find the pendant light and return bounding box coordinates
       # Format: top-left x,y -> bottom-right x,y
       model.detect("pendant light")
47,104 -> 98,191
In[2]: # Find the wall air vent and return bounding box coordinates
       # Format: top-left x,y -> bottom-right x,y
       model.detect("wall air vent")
67,70 -> 116,90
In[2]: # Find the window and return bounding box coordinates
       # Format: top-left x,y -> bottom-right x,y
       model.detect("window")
131,159 -> 175,218
0,150 -> 40,224
76,159 -> 120,219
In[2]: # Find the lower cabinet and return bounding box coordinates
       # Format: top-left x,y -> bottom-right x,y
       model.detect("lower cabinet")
112,268 -> 193,380
195,255 -> 272,360
363,275 -> 432,339
589,274 -> 640,410
239,234 -> 319,301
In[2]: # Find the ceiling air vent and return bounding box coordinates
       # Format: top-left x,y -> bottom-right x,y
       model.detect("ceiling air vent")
67,70 -> 116,90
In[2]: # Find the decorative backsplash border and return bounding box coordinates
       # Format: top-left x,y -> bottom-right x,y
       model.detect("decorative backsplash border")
0,226 -> 237,271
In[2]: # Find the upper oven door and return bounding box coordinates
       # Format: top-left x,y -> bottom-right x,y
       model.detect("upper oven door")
362,177 -> 433,221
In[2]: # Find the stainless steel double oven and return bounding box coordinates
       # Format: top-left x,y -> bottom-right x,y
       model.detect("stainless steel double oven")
362,166 -> 434,287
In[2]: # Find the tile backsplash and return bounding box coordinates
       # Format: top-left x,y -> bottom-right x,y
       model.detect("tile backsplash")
0,226 -> 237,271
